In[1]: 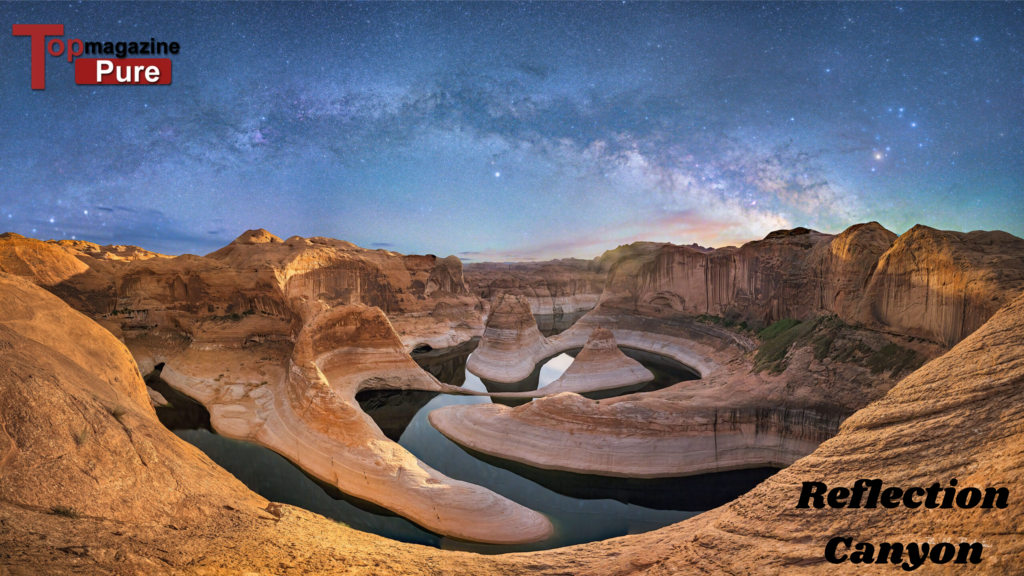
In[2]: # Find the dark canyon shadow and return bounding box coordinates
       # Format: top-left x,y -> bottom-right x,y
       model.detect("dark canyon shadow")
146,364 -> 212,431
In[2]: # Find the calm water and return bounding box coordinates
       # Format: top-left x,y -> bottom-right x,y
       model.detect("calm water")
151,313 -> 777,553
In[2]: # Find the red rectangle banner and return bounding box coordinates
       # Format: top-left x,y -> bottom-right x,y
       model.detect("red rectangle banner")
74,58 -> 172,85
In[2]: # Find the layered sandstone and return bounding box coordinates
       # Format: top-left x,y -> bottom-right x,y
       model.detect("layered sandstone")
3,229 -> 1024,574
157,303 -> 551,545
0,272 -> 538,572
0,273 -> 268,528
0,232 -> 560,545
4,275 -> 1023,574
465,259 -> 605,315
484,327 -> 654,400
0,230 -> 485,353
859,225 -> 1024,345
433,308 -> 943,478
597,223 -> 1024,347
465,293 -> 559,382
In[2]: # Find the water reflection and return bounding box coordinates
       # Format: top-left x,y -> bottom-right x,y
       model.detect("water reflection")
535,310 -> 589,337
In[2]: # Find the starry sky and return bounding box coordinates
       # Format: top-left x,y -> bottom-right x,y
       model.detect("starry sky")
2,2 -> 1022,260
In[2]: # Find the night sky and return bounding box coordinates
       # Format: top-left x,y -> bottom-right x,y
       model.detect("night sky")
2,2 -> 1022,260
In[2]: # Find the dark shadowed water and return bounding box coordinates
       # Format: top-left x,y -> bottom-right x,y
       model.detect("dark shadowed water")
151,313 -> 778,553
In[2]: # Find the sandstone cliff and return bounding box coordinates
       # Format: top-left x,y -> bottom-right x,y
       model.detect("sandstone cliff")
0,273 -> 267,528
0,230 -> 484,352
597,223 -> 1024,347
465,293 -> 559,383
433,308 -> 938,479
465,259 -> 605,315
0,232 -> 566,544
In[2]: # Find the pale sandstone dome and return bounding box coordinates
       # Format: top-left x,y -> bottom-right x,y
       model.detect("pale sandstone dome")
485,327 -> 654,399
155,302 -> 552,545
0,231 -> 549,545
432,310 -> 891,478
0,273 -> 267,527
466,292 -> 560,383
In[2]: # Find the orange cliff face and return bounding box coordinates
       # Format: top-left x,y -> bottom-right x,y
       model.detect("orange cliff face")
0,229 -> 485,353
2,223 -> 1024,573
595,222 -> 1024,347
4,222 -> 1022,354
465,259 -> 606,315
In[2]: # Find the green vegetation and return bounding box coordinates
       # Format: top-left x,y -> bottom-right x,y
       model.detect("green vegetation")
756,318 -> 802,341
110,405 -> 127,424
866,343 -> 926,376
753,315 -> 923,378
73,428 -> 90,446
696,314 -> 724,325
754,319 -> 816,373
50,505 -> 80,519
696,314 -> 753,332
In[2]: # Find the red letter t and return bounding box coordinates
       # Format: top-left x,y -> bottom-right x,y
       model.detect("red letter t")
12,24 -> 64,89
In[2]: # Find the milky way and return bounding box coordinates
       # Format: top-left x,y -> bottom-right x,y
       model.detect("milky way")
2,2 -> 1022,259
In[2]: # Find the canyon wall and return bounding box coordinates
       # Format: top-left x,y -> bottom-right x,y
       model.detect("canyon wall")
0,231 -> 560,544
464,259 -> 605,315
597,223 -> 1024,346
0,230 -> 483,351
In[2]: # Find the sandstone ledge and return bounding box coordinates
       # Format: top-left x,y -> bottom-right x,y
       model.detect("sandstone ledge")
157,305 -> 552,545
432,308 -> 931,479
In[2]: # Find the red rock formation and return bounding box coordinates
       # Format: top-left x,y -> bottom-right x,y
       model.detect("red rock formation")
466,293 -> 558,382
0,230 -> 484,351
465,259 -> 605,314
859,225 -> 1024,346
0,273 -> 265,526
4,272 -> 1022,574
0,231 -> 562,544
597,223 -> 1024,346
